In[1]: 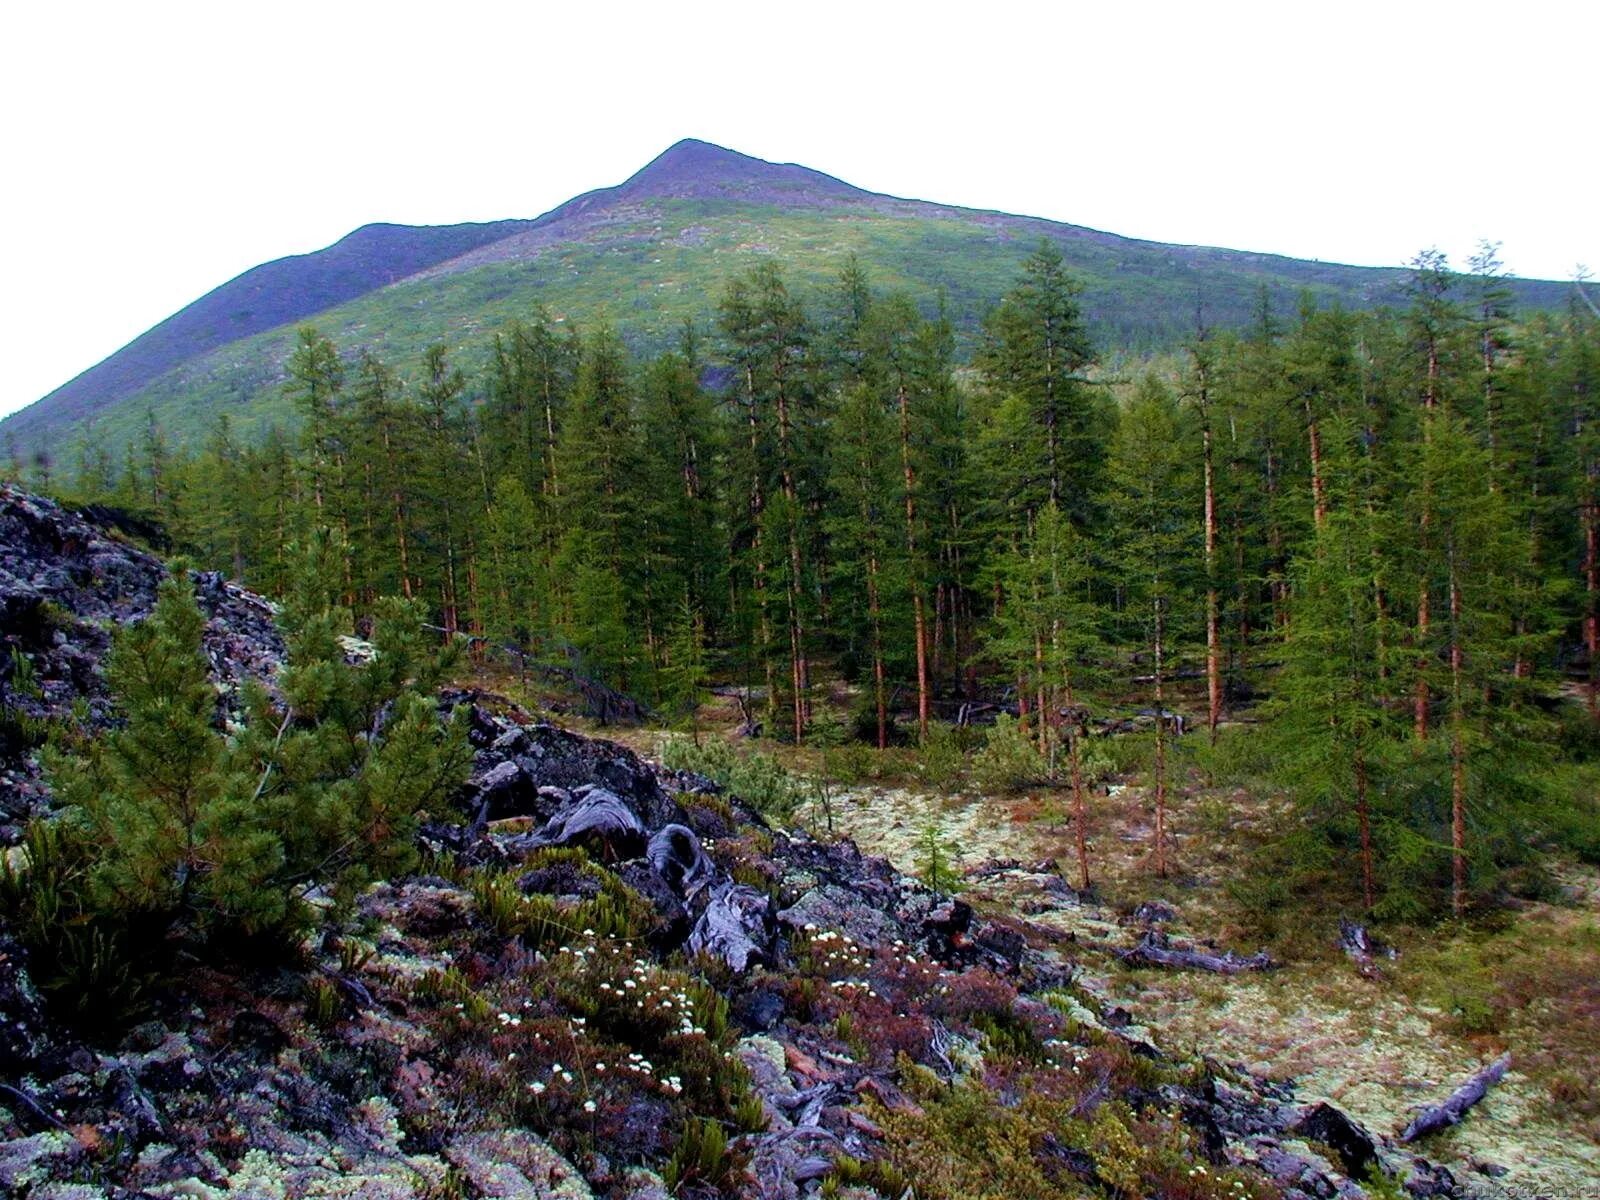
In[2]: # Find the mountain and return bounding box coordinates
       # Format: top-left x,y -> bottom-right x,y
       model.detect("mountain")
3,138 -> 1575,456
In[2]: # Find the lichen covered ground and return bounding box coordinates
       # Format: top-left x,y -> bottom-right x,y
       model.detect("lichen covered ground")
822,775 -> 1600,1200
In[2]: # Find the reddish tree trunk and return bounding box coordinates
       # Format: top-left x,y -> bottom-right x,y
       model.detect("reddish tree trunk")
1203,419 -> 1221,741
1587,498 -> 1599,717
1449,570 -> 1467,917
898,384 -> 931,741
1415,583 -> 1431,742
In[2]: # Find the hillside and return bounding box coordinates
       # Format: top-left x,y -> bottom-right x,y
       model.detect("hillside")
3,139 -> 1576,456
4,219 -> 534,449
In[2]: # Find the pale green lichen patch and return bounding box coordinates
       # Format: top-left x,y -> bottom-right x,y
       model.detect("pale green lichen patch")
445,1131 -> 593,1200
823,785 -> 1030,877
810,769 -> 1600,1200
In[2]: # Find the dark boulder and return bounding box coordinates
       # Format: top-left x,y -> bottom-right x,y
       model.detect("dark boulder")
0,933 -> 52,1077
470,759 -> 536,826
615,860 -> 691,950
1293,1102 -> 1379,1181
520,856 -> 604,901
732,986 -> 786,1033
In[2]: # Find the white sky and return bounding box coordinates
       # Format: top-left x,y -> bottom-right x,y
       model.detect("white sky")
2,0 -> 1595,421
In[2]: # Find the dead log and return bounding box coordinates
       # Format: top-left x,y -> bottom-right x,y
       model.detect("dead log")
1120,931 -> 1276,974
1398,1053 -> 1511,1143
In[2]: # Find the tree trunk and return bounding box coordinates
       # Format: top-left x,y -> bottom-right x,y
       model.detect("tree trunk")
1587,494 -> 1599,718
866,541 -> 888,749
1035,629 -> 1048,756
1355,745 -> 1375,911
1123,931 -> 1274,973
1266,446 -> 1288,627
898,384 -> 931,741
1064,676 -> 1090,892
774,378 -> 809,742
1449,566 -> 1467,918
1415,583 -> 1431,741
1203,419 -> 1221,741
1153,594 -> 1169,878
1399,1055 -> 1510,1143
1306,401 -> 1328,530
1070,729 -> 1089,892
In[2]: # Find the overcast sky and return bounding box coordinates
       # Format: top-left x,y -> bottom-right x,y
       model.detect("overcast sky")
2,0 -> 1594,421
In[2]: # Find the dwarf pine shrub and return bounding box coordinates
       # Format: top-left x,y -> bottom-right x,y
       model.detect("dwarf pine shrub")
4,564 -> 472,1028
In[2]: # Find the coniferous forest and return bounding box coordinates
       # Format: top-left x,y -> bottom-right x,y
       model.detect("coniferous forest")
22,244 -> 1599,918
5,240 -> 1600,1200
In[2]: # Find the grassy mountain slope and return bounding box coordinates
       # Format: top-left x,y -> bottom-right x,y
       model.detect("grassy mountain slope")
4,218 -> 535,447
5,139 -> 1575,456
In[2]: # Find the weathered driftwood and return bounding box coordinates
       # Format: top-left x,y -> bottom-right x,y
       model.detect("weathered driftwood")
1121,931 -> 1276,974
647,823 -> 714,893
511,788 -> 647,860
1399,1053 -> 1511,1143
688,880 -> 773,972
1338,919 -> 1396,975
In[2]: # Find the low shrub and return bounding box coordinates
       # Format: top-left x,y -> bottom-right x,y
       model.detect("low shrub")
659,734 -> 807,820
972,715 -> 1048,792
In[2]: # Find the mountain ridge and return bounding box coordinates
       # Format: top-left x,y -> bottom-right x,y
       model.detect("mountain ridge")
4,138 -> 1576,456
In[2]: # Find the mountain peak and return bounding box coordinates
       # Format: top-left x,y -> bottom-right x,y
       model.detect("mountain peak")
613,138 -> 867,204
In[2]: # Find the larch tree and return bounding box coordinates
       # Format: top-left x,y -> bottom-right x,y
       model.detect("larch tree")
1274,418 -> 1399,911
1108,374 -> 1197,878
976,240 -> 1104,527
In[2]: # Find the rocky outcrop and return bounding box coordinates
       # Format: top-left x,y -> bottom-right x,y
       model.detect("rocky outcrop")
0,485 -> 281,838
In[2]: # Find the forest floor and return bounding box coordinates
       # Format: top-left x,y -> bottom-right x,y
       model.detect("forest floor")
473,665 -> 1600,1199
817,778 -> 1600,1200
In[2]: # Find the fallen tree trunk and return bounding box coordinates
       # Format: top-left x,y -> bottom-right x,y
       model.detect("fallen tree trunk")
1398,1053 -> 1511,1143
1121,931 -> 1276,974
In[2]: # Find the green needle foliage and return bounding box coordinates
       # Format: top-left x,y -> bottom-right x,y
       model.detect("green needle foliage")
22,245 -> 1600,923
9,554 -> 471,1028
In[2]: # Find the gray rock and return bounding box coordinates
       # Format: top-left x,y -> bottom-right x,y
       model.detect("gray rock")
777,884 -> 900,946
0,1131 -> 80,1193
